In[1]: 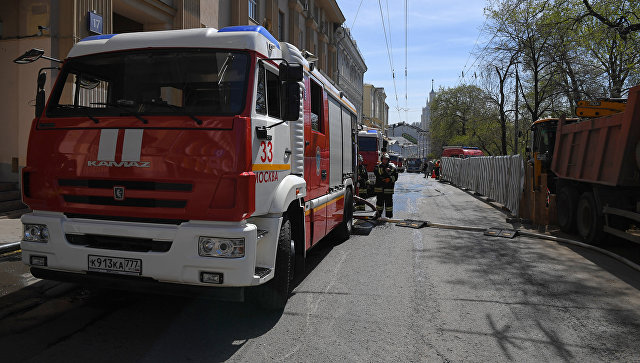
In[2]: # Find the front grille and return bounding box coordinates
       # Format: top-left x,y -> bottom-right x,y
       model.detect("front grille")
63,195 -> 187,208
66,233 -> 172,252
59,179 -> 192,191
65,213 -> 186,225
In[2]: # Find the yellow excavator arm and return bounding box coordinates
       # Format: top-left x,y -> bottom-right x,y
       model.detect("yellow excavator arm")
575,99 -> 626,118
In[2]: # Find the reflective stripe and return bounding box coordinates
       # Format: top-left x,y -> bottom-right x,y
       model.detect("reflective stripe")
121,129 -> 143,162
385,207 -> 393,211
383,189 -> 394,194
97,129 -> 118,161
376,206 -> 383,211
374,188 -> 383,193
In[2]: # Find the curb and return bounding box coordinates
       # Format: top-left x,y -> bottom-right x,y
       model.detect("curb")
0,242 -> 21,255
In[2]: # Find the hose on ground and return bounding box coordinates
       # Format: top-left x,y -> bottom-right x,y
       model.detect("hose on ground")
354,215 -> 640,274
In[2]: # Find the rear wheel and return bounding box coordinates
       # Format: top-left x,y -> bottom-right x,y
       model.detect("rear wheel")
557,187 -> 578,233
253,216 -> 294,310
335,188 -> 354,242
576,192 -> 605,245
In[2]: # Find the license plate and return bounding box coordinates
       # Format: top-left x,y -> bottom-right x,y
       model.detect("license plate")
88,255 -> 142,275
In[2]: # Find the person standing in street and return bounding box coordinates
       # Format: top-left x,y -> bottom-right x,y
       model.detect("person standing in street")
356,154 -> 369,211
374,153 -> 398,219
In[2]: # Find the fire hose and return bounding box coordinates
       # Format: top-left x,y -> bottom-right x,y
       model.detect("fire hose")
352,196 -> 640,273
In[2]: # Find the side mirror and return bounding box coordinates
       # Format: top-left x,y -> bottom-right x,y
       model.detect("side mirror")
279,62 -> 303,82
282,82 -> 301,121
37,72 -> 47,89
35,72 -> 47,117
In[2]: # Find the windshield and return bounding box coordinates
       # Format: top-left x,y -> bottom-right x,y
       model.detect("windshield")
47,49 -> 249,118
533,121 -> 558,155
358,137 -> 378,151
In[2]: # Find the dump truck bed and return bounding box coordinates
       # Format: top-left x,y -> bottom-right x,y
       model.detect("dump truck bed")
551,85 -> 640,187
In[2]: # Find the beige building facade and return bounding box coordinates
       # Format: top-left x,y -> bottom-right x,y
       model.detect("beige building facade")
362,84 -> 389,131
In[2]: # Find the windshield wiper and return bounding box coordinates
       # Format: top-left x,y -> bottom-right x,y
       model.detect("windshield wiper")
90,101 -> 148,124
56,104 -> 100,123
143,99 -> 203,125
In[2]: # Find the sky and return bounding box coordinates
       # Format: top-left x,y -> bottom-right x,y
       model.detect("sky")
336,0 -> 487,126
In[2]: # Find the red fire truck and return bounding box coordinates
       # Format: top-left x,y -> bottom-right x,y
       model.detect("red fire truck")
16,26 -> 357,308
357,128 -> 384,183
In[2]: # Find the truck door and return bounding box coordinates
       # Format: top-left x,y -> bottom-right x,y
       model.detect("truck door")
304,77 -> 328,245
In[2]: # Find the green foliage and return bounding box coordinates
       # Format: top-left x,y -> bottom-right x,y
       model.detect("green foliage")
430,85 -> 503,156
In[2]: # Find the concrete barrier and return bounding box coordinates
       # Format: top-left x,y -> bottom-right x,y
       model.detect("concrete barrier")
440,155 -> 524,216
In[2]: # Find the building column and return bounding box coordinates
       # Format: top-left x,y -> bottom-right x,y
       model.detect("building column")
288,0 -> 302,47
231,0 -> 248,26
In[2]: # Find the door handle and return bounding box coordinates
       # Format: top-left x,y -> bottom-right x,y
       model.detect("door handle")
321,170 -> 327,179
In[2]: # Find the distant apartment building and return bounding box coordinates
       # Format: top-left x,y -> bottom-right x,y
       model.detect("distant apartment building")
387,122 -> 429,158
362,84 -> 389,131
335,26 -> 366,124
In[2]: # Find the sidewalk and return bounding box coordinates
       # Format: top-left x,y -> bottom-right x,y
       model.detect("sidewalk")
0,218 -> 22,247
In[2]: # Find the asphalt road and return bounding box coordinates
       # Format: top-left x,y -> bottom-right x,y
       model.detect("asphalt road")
1,173 -> 640,362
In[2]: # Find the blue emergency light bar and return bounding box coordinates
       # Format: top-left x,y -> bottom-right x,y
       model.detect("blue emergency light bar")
218,25 -> 280,50
79,34 -> 117,42
367,130 -> 378,133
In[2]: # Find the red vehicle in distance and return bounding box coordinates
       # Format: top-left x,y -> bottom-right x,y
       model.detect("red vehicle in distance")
442,146 -> 484,158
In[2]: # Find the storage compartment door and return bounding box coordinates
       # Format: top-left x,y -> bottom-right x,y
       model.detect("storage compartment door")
328,96 -> 342,187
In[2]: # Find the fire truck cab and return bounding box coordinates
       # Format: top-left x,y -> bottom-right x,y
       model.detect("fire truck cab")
17,26 -> 357,308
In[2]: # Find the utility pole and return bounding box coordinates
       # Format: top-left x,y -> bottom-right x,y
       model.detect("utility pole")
514,63 -> 519,155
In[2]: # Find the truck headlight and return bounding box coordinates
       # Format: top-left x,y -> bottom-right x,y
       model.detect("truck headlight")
198,237 -> 244,258
23,224 -> 49,242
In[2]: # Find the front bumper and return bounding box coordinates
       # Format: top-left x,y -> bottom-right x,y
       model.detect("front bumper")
21,211 -> 275,288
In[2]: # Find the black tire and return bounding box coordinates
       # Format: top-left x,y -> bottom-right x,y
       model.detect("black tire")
576,192 -> 605,245
557,187 -> 578,233
253,216 -> 294,310
335,188 -> 354,242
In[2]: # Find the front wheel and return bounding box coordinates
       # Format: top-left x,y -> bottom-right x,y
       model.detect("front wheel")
252,216 -> 294,310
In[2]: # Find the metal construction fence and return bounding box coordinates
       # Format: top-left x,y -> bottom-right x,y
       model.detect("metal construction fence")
440,155 -> 524,216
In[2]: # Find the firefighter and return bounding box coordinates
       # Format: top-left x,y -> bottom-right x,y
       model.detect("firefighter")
356,154 -> 369,211
374,152 -> 398,219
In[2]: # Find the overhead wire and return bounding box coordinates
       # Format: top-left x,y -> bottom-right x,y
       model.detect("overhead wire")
377,0 -> 401,123
350,0 -> 365,32
404,0 -> 408,124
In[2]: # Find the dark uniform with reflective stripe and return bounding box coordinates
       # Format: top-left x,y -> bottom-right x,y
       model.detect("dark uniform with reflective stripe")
356,163 -> 369,211
374,160 -> 398,218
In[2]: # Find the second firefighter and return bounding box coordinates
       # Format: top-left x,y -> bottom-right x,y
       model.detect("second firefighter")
374,153 -> 398,218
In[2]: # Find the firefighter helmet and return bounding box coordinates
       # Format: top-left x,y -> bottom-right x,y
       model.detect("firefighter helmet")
381,153 -> 390,161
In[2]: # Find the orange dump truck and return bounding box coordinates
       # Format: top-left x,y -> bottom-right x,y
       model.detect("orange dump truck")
552,85 -> 640,244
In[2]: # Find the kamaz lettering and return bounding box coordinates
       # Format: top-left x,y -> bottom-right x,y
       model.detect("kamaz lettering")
87,161 -> 151,168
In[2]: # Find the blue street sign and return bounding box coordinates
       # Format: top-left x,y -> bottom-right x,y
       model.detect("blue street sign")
88,12 -> 103,34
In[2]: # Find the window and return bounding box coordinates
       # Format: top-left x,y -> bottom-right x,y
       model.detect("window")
310,79 -> 323,132
255,64 -> 267,115
249,0 -> 257,21
255,63 -> 281,118
358,137 -> 377,151
47,50 -> 250,118
278,11 -> 285,40
266,69 -> 280,118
